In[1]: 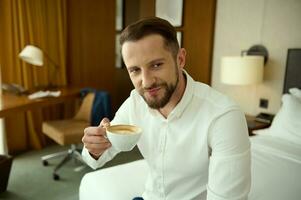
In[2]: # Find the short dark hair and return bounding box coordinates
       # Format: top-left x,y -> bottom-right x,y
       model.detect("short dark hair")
120,17 -> 179,58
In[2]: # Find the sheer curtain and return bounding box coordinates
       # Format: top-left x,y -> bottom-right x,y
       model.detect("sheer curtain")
0,63 -> 5,154
0,0 -> 67,154
0,117 -> 7,154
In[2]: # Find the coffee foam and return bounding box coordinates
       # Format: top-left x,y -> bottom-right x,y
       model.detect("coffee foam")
107,125 -> 140,135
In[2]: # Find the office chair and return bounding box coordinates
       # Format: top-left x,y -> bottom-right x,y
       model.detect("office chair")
41,92 -> 95,180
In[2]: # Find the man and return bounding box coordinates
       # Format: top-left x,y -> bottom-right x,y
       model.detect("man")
82,17 -> 251,200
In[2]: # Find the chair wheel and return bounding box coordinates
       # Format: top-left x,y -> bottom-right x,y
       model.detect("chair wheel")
53,173 -> 60,180
42,160 -> 49,166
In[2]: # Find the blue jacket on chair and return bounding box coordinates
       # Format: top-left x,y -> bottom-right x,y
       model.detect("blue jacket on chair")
80,88 -> 112,126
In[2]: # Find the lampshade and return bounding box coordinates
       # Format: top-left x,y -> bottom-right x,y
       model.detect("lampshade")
19,45 -> 43,66
221,56 -> 264,85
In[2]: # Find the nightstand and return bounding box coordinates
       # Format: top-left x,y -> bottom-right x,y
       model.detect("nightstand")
246,115 -> 271,136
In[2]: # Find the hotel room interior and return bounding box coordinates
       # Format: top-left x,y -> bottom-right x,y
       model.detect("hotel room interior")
0,0 -> 300,200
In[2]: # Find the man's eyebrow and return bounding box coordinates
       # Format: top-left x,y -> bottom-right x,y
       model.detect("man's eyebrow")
127,58 -> 166,70
148,58 -> 165,66
127,66 -> 139,71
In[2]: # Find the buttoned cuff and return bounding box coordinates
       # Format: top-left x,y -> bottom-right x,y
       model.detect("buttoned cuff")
82,147 -> 119,169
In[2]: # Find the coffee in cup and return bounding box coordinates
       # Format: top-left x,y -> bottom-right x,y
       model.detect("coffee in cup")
106,125 -> 142,151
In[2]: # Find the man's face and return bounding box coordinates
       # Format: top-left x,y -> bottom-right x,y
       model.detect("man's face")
122,34 -> 183,109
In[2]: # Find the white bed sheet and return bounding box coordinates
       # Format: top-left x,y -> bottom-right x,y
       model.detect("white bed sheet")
79,132 -> 301,200
249,132 -> 301,200
79,159 -> 148,200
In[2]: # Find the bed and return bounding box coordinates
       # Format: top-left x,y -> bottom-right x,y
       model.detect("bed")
248,132 -> 301,200
79,49 -> 301,199
249,48 -> 301,199
79,131 -> 301,200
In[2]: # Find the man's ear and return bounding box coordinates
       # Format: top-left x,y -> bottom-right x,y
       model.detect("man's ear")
177,48 -> 186,68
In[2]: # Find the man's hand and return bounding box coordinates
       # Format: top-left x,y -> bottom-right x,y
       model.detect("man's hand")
82,118 -> 111,159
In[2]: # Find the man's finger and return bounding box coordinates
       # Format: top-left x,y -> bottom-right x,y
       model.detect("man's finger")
99,117 -> 110,128
84,142 -> 111,150
84,126 -> 105,136
82,135 -> 109,144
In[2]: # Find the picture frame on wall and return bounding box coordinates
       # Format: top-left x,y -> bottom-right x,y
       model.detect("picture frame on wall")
155,0 -> 183,27
116,0 -> 123,31
115,34 -> 122,68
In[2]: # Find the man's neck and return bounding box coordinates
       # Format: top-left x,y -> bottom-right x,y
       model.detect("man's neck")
159,72 -> 187,118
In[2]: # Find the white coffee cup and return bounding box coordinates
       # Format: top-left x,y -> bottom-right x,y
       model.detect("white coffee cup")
106,124 -> 142,151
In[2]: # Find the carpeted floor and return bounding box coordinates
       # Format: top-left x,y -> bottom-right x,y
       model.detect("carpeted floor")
0,145 -> 142,200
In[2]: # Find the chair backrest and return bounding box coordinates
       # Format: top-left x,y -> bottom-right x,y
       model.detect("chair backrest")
73,93 -> 95,122
90,91 -> 112,126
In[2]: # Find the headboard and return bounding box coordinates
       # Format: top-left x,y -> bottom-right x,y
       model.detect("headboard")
283,48 -> 301,94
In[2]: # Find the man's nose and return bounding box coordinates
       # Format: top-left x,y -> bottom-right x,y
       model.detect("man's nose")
141,70 -> 154,88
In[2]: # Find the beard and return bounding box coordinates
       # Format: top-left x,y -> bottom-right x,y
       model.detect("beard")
139,69 -> 179,109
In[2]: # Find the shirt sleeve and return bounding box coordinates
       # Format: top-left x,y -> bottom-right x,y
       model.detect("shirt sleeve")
207,109 -> 251,200
82,146 -> 120,169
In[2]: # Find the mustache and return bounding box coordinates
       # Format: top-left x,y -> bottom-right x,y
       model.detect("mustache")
143,83 -> 165,91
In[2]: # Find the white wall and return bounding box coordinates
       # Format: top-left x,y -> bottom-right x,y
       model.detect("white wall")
211,0 -> 301,116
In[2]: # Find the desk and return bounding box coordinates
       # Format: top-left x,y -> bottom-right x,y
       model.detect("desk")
0,87 -> 81,154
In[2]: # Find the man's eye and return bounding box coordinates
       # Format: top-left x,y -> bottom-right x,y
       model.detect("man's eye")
129,68 -> 140,74
153,63 -> 162,68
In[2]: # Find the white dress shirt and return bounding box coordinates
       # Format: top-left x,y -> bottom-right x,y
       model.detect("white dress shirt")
82,72 -> 251,200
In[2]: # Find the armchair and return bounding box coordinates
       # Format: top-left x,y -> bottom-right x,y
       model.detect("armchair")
41,92 -> 94,180
41,88 -> 111,180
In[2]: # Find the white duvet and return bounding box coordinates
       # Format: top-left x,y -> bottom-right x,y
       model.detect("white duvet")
79,133 -> 301,200
249,132 -> 301,200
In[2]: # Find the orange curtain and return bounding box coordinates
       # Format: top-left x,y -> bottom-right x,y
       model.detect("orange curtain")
0,0 -> 67,154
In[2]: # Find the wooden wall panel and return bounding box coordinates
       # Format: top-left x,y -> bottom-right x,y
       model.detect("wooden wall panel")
183,0 -> 216,84
67,0 -> 115,98
139,0 -> 155,18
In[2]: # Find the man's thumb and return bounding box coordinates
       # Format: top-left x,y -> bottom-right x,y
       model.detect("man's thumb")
99,117 -> 110,128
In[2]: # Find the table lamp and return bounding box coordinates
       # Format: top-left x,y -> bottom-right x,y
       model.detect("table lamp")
19,45 -> 59,88
221,45 -> 268,85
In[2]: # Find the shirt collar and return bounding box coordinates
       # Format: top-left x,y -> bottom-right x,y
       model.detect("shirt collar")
168,70 -> 194,119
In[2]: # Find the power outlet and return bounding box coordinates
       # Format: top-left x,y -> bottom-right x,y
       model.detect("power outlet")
259,98 -> 269,109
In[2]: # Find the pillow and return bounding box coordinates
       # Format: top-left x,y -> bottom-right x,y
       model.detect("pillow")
289,87 -> 301,100
269,93 -> 301,145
